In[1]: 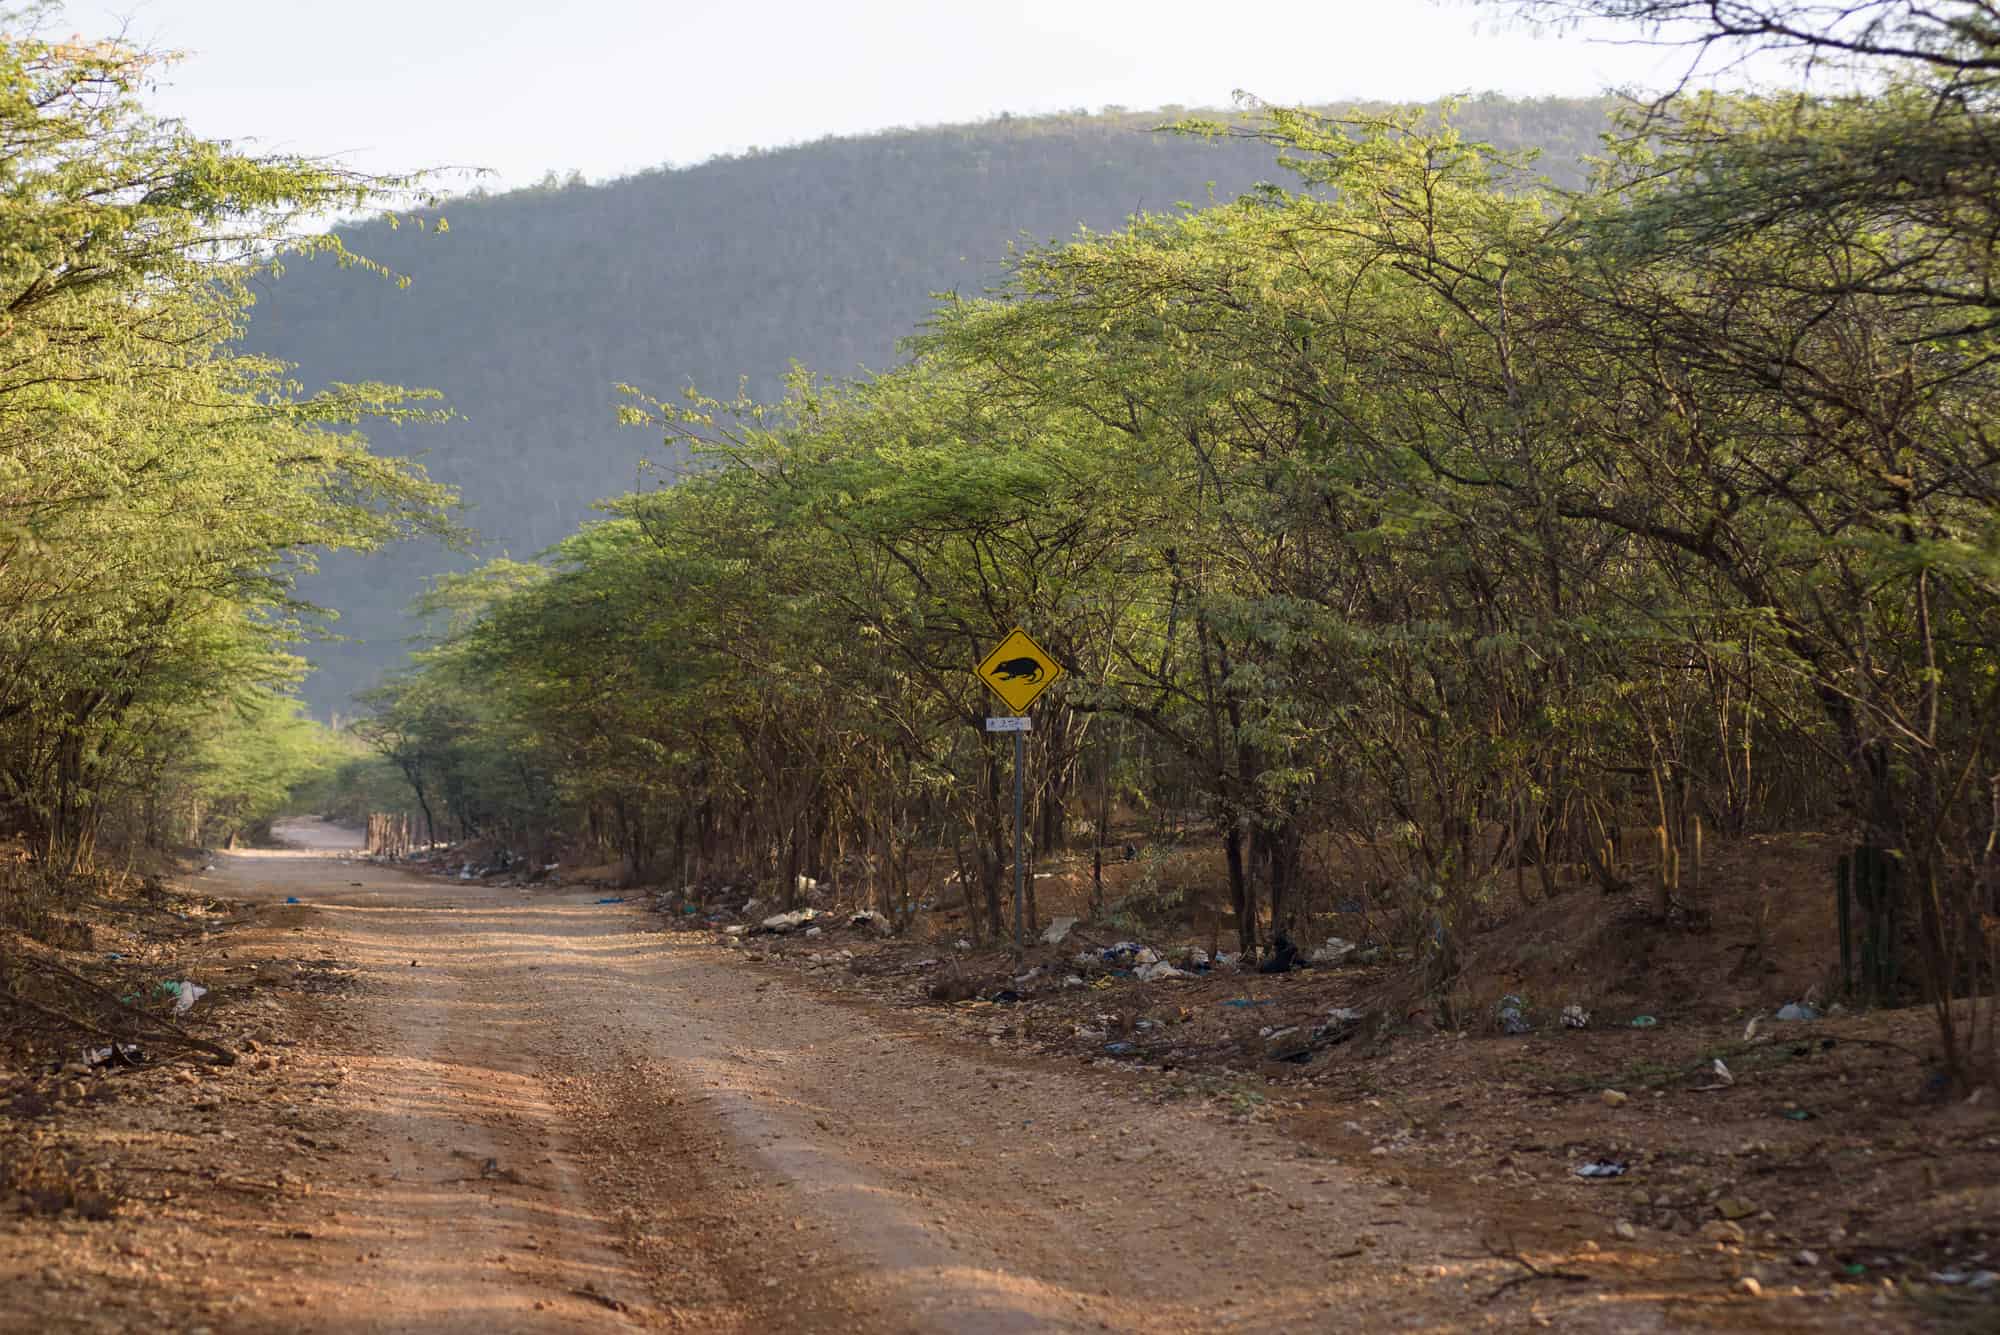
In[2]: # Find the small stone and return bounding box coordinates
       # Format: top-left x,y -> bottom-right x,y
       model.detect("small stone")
1601,1088 -> 1629,1107
1736,1276 -> 1764,1297
1613,1221 -> 1637,1242
1704,1220 -> 1747,1245
1716,1197 -> 1756,1220
1796,1250 -> 1820,1266
59,1081 -> 85,1102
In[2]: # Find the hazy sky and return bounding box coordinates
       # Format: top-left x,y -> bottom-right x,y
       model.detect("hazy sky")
67,1 -> 1726,192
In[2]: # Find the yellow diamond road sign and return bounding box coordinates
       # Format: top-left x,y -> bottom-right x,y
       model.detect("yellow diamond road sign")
976,626 -> 1064,715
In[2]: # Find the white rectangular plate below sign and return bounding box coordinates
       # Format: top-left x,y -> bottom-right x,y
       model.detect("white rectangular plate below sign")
986,716 -> 1033,732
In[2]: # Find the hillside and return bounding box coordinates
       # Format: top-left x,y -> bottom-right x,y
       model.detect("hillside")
244,96 -> 1612,715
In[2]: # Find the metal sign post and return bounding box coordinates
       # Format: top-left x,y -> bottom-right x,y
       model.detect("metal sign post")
977,629 -> 1062,952
985,713 -> 1033,949
1013,726 -> 1025,950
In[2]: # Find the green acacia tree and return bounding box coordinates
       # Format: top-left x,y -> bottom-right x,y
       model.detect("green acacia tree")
0,15 -> 456,868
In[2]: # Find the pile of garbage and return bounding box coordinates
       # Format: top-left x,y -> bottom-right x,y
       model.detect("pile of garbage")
717,904 -> 901,947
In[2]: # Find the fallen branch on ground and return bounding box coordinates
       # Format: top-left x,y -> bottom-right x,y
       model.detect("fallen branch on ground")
1480,1238 -> 1589,1304
2,953 -> 237,1065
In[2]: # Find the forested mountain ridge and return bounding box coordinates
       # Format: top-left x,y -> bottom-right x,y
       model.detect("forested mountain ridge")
245,96 -> 1613,715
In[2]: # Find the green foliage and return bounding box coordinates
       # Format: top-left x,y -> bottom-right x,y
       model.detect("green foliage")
242,94 -> 1618,715
0,15 -> 456,865
158,692 -> 354,845
351,5 -> 1996,1076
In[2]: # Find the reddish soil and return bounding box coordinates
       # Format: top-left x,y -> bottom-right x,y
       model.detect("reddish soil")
0,822 -> 1990,1332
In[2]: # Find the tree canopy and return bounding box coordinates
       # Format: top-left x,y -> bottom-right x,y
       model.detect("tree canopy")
0,14 -> 455,863
373,49 -> 2000,1077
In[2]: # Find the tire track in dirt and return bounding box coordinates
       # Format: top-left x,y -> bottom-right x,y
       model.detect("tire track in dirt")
201,820 -> 1688,1333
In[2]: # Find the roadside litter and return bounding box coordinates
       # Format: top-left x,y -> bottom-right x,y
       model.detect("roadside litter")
850,910 -> 893,934
164,981 -> 206,1014
756,908 -> 819,935
1575,1160 -> 1628,1179
595,896 -> 626,905
1255,1007 -> 1371,1064
1308,936 -> 1356,966
1041,916 -> 1077,946
1629,1015 -> 1658,1028
1257,933 -> 1302,974
1561,1004 -> 1590,1029
1775,1002 -> 1821,1021
83,1044 -> 146,1068
1694,1058 -> 1735,1091
1497,994 -> 1531,1035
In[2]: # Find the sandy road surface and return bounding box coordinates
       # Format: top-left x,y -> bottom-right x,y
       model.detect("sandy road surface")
183,820 -> 1658,1333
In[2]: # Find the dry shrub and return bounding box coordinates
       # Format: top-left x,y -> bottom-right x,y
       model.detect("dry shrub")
1107,844 -> 1223,930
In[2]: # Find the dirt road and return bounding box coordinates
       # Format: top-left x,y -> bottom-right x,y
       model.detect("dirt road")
160,821 -> 1663,1333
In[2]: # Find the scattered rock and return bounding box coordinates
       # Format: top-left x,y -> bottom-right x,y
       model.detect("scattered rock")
1601,1088 -> 1629,1108
1796,1250 -> 1820,1266
1704,1220 -> 1747,1245
1735,1276 -> 1763,1297
1613,1220 -> 1637,1241
1716,1197 -> 1756,1220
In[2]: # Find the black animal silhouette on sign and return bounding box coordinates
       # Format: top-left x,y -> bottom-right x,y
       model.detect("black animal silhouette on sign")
992,656 -> 1045,684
